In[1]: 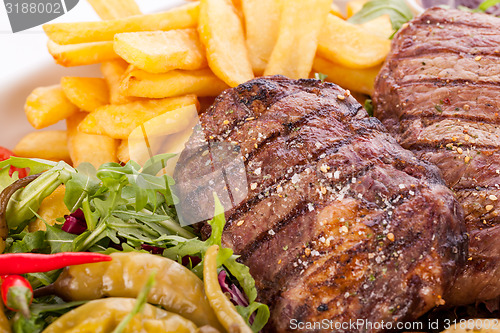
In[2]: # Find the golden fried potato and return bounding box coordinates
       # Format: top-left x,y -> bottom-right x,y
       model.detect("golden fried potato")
264,0 -> 331,79
121,68 -> 228,98
47,40 -> 119,67
28,186 -> 69,232
346,0 -> 393,39
317,14 -> 391,69
241,0 -> 280,75
117,140 -> 130,163
66,112 -> 118,168
346,0 -> 366,17
127,104 -> 199,169
87,0 -> 141,20
78,95 -> 199,139
14,130 -> 71,163
61,77 -> 109,112
114,29 -> 207,73
25,85 -> 79,129
101,60 -> 140,105
44,3 -> 199,45
198,0 -> 253,87
312,57 -> 381,96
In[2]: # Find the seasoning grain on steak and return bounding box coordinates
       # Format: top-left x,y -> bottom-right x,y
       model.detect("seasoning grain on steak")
373,7 -> 500,307
175,75 -> 467,332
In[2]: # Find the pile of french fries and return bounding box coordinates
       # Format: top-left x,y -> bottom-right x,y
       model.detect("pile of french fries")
14,0 -> 392,168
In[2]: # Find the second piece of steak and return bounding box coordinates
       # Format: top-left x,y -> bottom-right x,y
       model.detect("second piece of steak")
175,76 -> 467,332
373,7 -> 500,307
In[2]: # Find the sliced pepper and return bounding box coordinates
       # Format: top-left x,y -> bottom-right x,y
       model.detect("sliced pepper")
41,298 -> 199,333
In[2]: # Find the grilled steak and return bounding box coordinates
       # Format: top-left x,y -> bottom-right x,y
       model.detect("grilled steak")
373,7 -> 500,307
175,75 -> 467,332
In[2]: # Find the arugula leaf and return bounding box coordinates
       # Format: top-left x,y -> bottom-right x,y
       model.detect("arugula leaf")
63,163 -> 100,213
224,256 -> 257,304
112,210 -> 193,239
30,301 -> 87,315
5,161 -> 75,230
10,299 -> 87,333
314,72 -> 328,82
0,166 -> 18,192
364,99 -> 374,117
348,0 -> 413,32
26,272 -> 55,287
11,313 -> 46,333
5,230 -> 48,253
45,224 -> 77,253
141,153 -> 176,176
206,194 -> 226,247
0,156 -> 58,193
0,157 -> 57,175
236,302 -> 271,333
6,231 -> 46,253
478,0 -> 500,11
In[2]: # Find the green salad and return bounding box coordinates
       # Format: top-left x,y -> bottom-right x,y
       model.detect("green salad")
0,155 -> 269,332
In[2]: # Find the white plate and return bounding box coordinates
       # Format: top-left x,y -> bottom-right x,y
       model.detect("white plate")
0,0 -> 185,149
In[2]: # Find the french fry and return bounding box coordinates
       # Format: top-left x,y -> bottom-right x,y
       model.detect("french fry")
28,186 -> 69,232
317,14 -> 391,69
25,85 -> 79,129
121,68 -> 229,98
198,0 -> 253,87
87,0 -> 142,20
66,112 -> 118,168
241,0 -> 280,75
61,77 -> 109,112
127,104 -> 199,169
13,130 -> 71,163
346,0 -> 366,17
346,0 -> 393,39
312,57 -> 381,96
264,0 -> 331,79
43,3 -> 199,45
47,40 -> 119,67
114,29 -> 207,73
101,60 -> 139,104
78,95 -> 199,139
117,140 -> 130,163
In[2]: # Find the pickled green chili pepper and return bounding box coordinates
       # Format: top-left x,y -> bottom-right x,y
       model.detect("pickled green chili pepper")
204,245 -> 252,333
41,298 -> 200,333
48,252 -> 223,331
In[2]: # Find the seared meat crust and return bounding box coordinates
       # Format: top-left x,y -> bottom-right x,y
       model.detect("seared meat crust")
176,75 -> 467,332
373,7 -> 500,306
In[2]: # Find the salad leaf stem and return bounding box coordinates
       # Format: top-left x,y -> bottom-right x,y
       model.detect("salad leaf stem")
74,222 -> 107,252
81,198 -> 96,231
478,0 -> 500,11
112,271 -> 156,333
